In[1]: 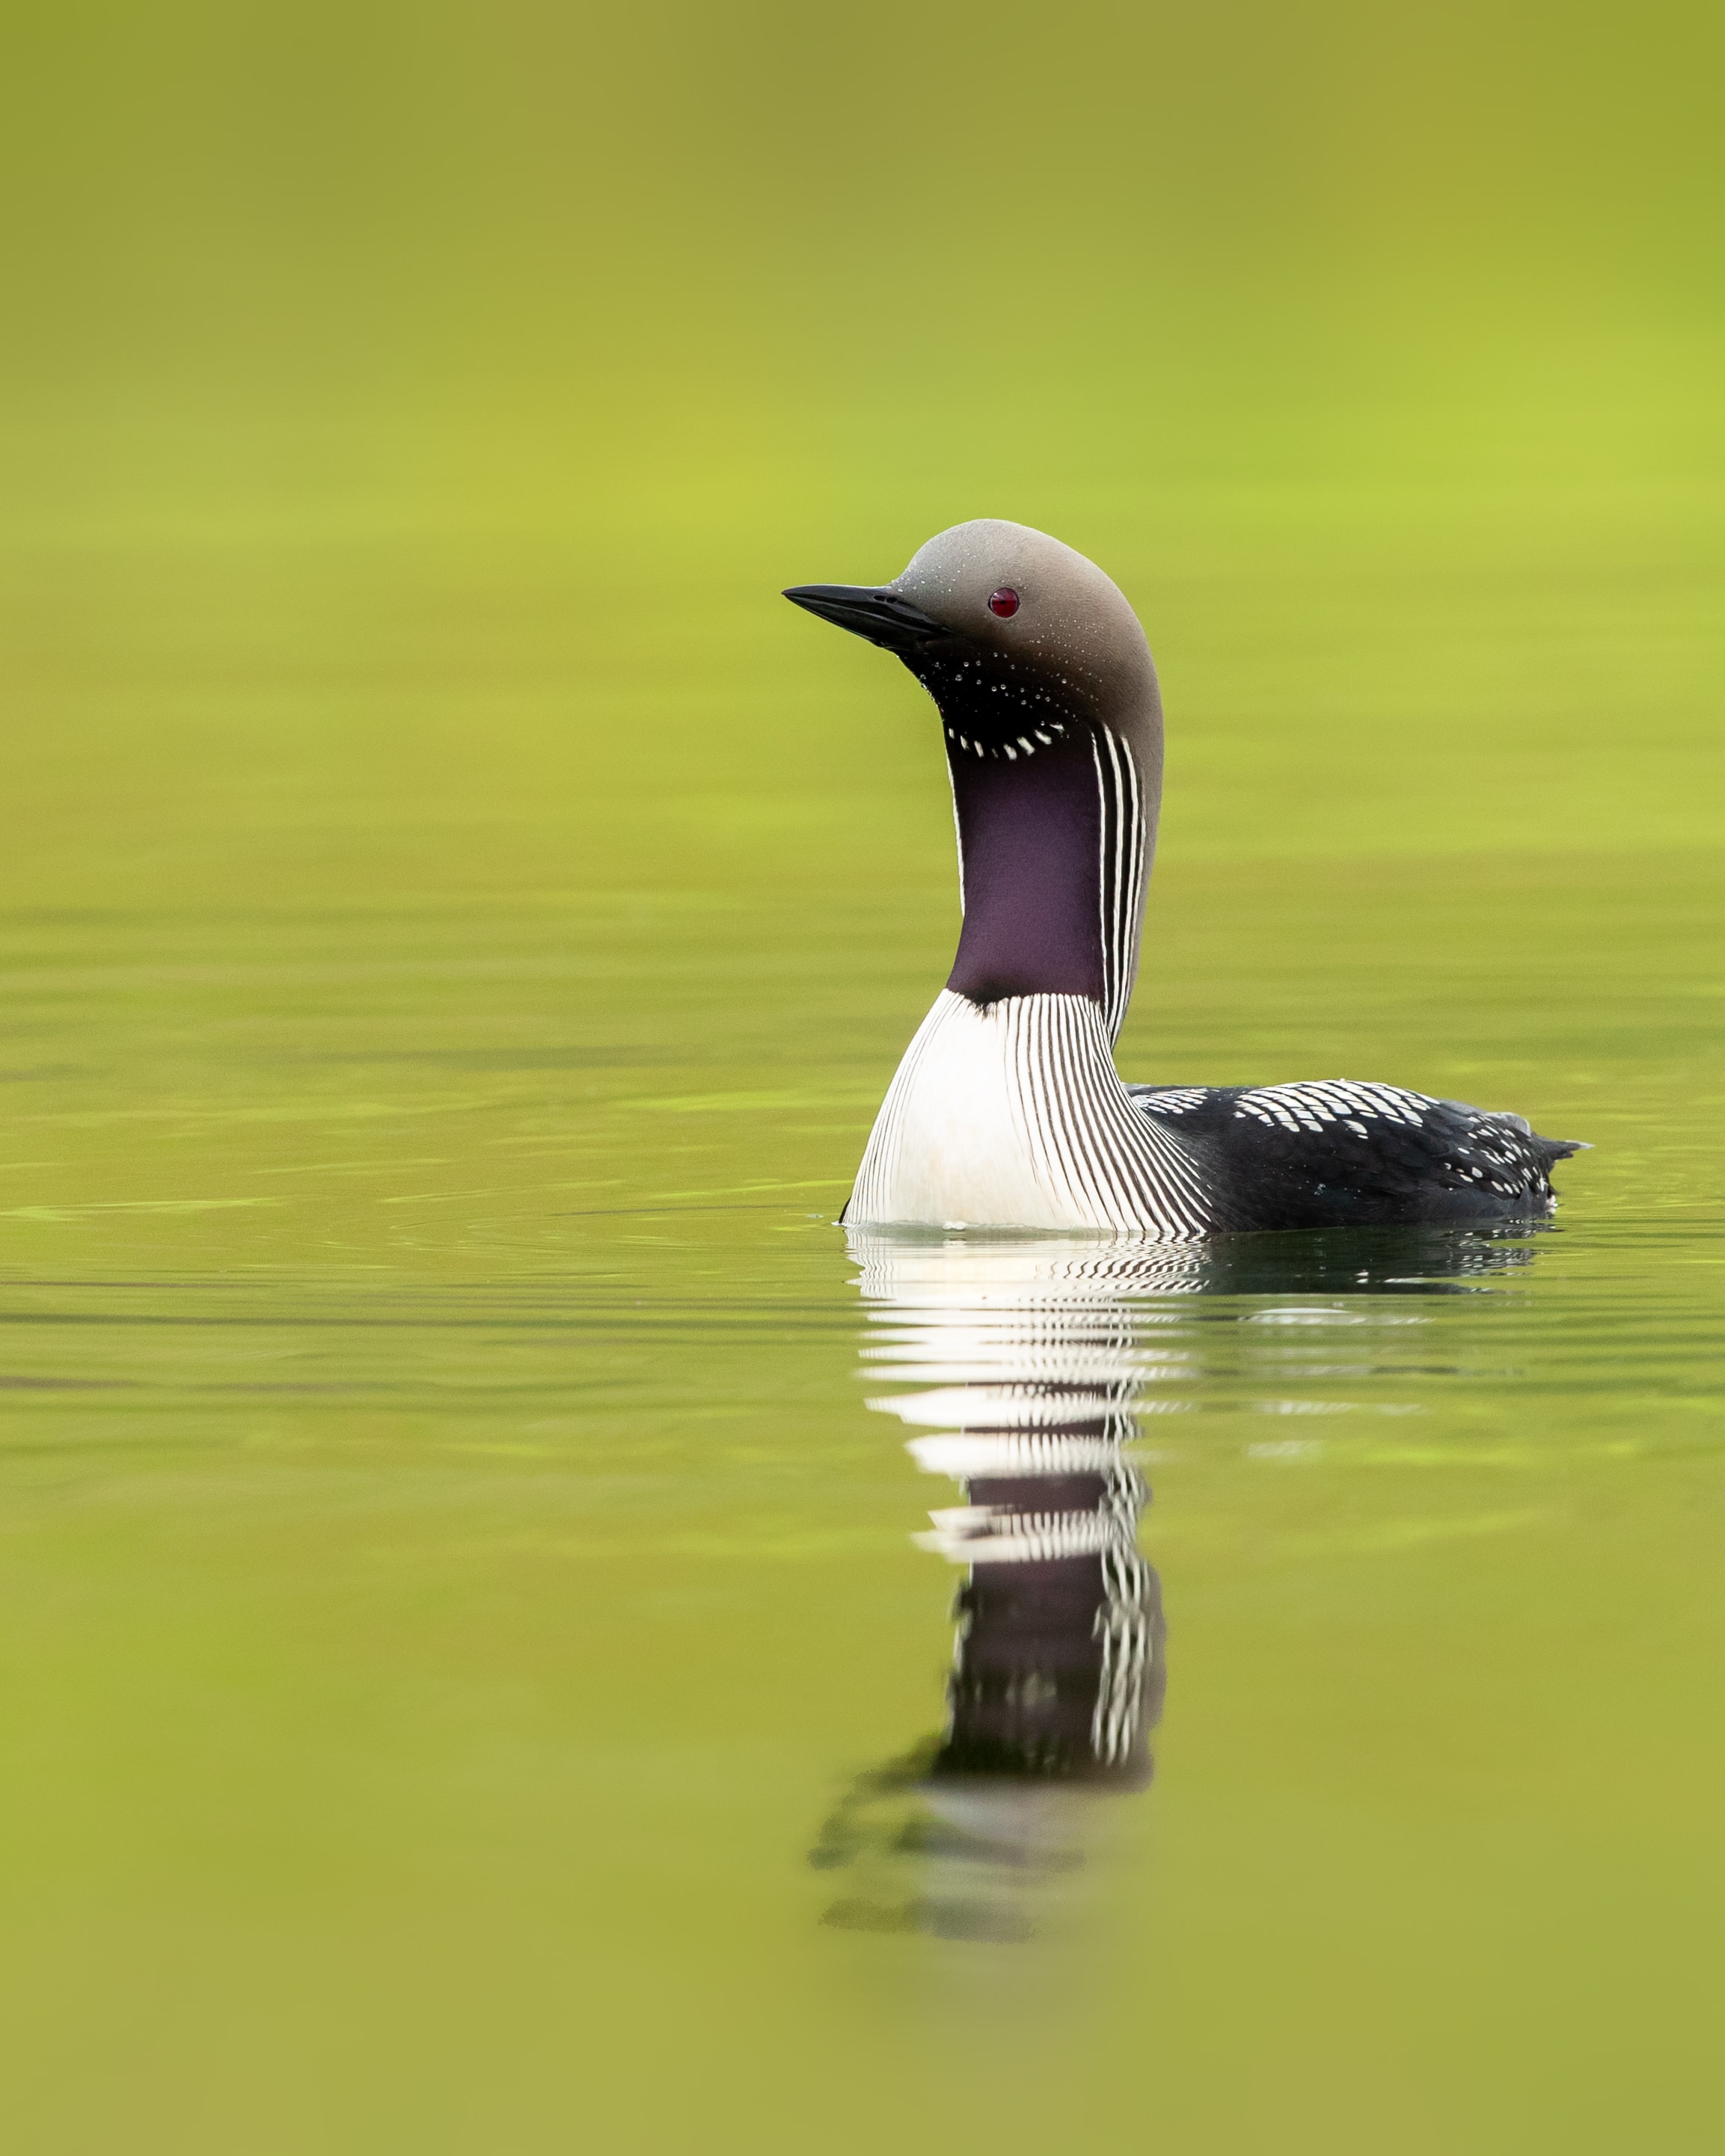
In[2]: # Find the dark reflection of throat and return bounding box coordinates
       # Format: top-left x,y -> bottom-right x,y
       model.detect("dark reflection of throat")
940,1446 -> 1162,1788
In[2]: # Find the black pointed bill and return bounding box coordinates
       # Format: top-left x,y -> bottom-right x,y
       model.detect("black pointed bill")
783,583 -> 953,654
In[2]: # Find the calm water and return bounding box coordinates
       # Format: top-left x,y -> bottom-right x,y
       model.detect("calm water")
1,807 -> 1721,2149
0,286 -> 1721,2145
3,0 -> 1721,2137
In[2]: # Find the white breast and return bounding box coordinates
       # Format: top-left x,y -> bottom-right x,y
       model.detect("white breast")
846,991 -> 1211,1238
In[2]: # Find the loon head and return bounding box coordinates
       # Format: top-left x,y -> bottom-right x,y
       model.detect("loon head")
786,520 -> 1163,1040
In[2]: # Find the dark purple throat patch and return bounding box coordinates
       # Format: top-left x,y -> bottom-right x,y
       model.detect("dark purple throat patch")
944,727 -> 1106,1008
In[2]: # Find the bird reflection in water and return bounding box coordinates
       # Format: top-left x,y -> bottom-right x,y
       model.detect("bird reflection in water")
811,1223 -> 1545,1944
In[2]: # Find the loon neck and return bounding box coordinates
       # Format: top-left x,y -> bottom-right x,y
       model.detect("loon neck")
943,719 -> 1153,1042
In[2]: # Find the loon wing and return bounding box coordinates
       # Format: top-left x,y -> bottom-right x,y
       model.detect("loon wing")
1126,1079 -> 1584,1230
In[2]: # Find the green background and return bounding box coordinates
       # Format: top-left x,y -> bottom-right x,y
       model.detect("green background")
1,4 -> 1721,2150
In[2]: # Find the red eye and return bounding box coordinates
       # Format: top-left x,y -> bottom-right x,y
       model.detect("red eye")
987,587 -> 1020,618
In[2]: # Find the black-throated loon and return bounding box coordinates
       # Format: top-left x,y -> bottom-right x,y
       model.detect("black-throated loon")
786,519 -> 1583,1237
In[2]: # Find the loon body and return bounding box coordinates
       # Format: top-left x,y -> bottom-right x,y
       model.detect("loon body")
786,520 -> 1581,1237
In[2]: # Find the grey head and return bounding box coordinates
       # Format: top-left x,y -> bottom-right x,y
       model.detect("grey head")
786,520 -> 1163,1040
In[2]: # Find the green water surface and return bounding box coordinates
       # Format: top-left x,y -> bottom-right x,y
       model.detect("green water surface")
3,5 -> 1724,2147
2,440 -> 1721,2151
